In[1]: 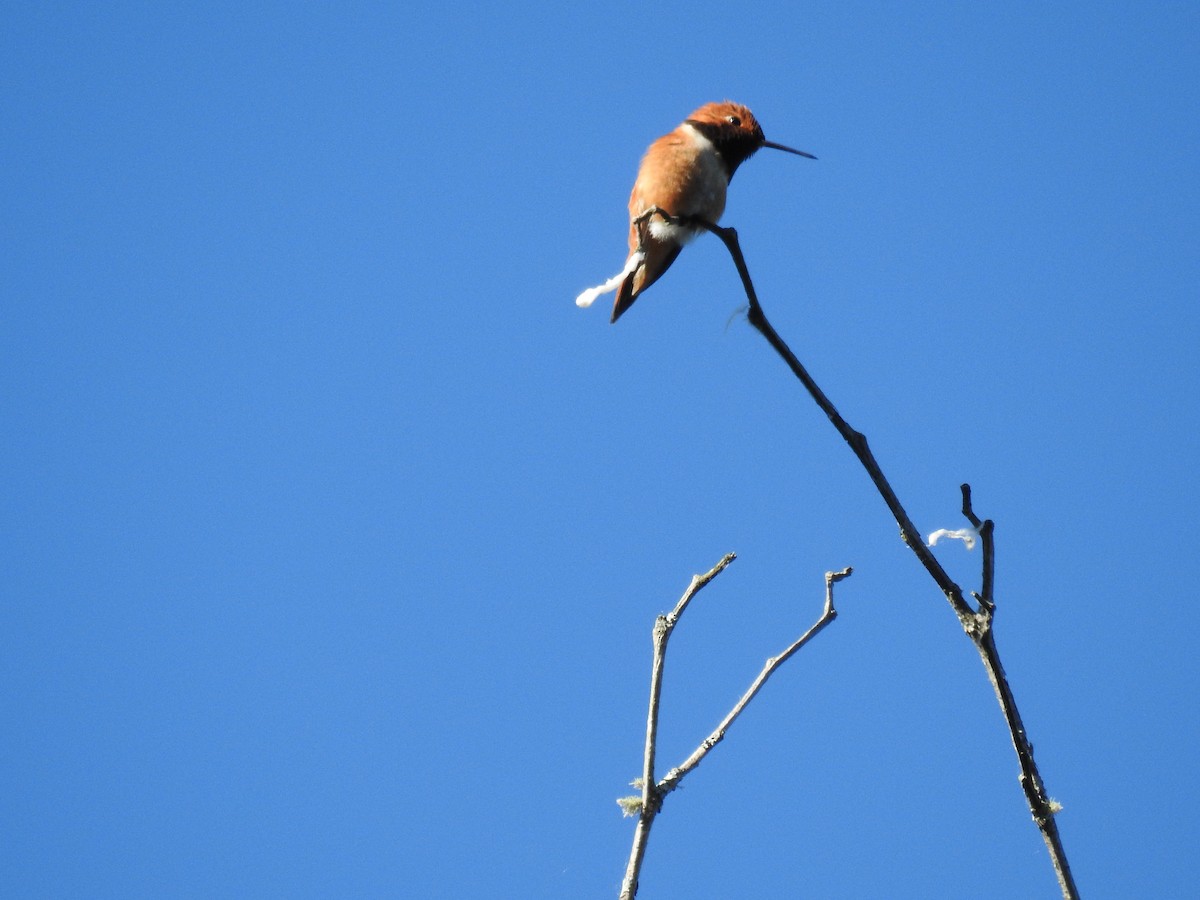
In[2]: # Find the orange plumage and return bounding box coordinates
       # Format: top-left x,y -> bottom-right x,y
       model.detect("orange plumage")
608,102 -> 814,323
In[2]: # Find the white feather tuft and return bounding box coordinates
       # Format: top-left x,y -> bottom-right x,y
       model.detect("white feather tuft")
575,251 -> 644,308
927,527 -> 979,550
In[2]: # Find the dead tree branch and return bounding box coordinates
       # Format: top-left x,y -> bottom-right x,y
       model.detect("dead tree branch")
628,208 -> 1078,899
618,556 -> 849,900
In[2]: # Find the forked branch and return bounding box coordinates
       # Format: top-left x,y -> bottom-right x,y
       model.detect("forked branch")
618,556 -> 850,900
627,208 -> 1078,899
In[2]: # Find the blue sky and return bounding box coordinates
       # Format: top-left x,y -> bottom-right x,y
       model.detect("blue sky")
3,2 -> 1198,897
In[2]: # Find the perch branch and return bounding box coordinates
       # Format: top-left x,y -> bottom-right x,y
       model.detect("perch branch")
631,209 -> 1077,899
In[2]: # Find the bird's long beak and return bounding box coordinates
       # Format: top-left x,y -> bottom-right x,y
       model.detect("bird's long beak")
763,140 -> 817,160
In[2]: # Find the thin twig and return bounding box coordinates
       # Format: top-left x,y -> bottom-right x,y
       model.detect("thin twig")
631,209 -> 1078,899
962,484 -> 995,617
619,558 -> 847,900
658,566 -> 850,795
621,553 -> 735,900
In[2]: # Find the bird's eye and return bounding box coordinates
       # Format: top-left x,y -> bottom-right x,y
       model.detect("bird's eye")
726,115 -> 741,126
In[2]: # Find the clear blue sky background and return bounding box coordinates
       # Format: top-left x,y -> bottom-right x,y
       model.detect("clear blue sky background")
4,3 -> 1198,898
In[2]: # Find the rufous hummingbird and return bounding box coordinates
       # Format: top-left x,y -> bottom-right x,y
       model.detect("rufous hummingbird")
575,101 -> 815,323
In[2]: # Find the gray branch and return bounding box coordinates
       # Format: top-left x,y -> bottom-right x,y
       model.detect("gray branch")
618,556 -> 848,900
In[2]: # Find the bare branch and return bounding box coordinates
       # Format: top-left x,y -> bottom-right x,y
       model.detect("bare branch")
629,208 -> 1078,898
619,559 -> 847,900
658,566 -> 850,795
961,484 -> 995,616
620,553 -> 734,900
668,552 -> 737,625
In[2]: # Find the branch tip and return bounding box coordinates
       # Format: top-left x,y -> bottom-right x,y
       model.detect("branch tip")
961,483 -> 985,528
826,566 -> 853,584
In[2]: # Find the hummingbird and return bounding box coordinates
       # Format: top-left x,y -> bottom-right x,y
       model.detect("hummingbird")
575,101 -> 815,323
